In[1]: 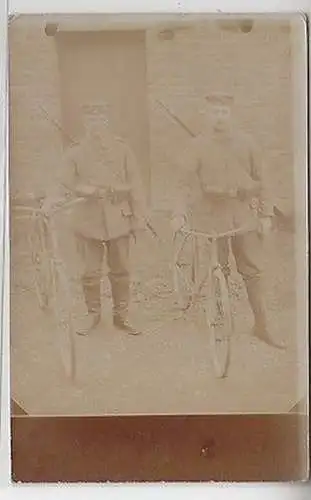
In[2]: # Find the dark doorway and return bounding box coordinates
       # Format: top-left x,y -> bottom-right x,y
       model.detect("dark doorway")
55,30 -> 150,195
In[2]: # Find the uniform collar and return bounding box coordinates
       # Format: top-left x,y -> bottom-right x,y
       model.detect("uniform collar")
86,130 -> 112,151
211,125 -> 234,141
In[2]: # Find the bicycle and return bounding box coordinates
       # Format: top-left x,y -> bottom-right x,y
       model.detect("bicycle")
11,196 -> 83,381
173,222 -> 257,378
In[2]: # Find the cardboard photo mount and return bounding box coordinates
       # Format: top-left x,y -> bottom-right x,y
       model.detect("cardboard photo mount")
9,13 -> 309,482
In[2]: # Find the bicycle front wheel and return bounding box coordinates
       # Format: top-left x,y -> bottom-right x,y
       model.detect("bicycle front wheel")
50,260 -> 76,382
205,269 -> 233,378
173,232 -> 198,311
28,216 -> 52,310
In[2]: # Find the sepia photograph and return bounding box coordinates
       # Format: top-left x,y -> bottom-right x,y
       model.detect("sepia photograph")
9,13 -> 308,418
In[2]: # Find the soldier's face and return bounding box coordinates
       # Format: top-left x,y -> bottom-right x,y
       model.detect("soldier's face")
85,115 -> 109,139
208,104 -> 231,131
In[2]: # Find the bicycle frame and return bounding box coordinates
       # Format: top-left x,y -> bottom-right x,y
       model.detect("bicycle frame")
11,197 -> 84,304
11,197 -> 85,380
173,224 -> 257,310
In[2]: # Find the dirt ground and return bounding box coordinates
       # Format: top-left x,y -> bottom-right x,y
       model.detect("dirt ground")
10,207 -> 303,416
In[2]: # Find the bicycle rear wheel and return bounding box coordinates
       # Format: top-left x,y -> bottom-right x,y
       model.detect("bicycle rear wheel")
205,269 -> 233,378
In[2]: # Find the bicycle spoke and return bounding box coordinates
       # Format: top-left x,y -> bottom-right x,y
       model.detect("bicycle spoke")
206,272 -> 232,378
27,215 -> 52,310
13,200 -> 81,381
50,261 -> 76,380
173,232 -> 197,310
174,262 -> 194,310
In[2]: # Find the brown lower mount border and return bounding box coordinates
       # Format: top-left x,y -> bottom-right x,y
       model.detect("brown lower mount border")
11,414 -> 308,482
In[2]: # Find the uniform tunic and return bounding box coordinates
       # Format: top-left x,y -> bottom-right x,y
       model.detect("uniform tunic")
61,132 -> 146,241
174,126 -> 273,279
174,126 -> 273,234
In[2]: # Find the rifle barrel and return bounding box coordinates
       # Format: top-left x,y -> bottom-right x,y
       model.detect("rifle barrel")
155,99 -> 196,138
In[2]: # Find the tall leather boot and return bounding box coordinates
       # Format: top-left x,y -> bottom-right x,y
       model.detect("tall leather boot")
76,275 -> 101,336
244,276 -> 286,349
109,272 -> 141,336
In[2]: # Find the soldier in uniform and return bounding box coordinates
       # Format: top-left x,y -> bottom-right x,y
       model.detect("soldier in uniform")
61,102 -> 146,336
172,91 -> 286,349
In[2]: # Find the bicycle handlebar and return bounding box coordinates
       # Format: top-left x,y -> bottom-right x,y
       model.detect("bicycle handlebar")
12,198 -> 159,239
11,197 -> 84,218
13,200 -> 256,239
179,224 -> 258,240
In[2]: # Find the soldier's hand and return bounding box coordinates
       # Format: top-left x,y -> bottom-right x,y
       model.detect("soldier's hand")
204,185 -> 236,199
95,187 -> 108,199
204,185 -> 224,196
41,196 -> 62,217
75,184 -> 101,198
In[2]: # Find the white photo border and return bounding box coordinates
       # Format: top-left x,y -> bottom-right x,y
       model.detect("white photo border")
0,0 -> 310,495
